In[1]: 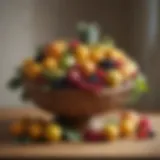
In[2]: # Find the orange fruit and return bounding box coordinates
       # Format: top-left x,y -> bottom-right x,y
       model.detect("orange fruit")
45,40 -> 67,59
9,121 -> 24,136
24,63 -> 42,79
42,57 -> 58,71
120,119 -> 135,137
90,47 -> 105,63
75,45 -> 89,64
80,60 -> 96,76
28,123 -> 43,139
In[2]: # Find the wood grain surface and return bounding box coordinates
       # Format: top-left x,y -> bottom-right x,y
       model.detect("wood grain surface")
0,107 -> 160,158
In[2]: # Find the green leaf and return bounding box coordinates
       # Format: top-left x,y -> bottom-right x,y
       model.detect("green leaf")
7,77 -> 22,90
63,128 -> 82,142
77,22 -> 100,44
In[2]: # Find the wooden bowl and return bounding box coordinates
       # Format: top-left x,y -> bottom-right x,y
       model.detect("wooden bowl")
24,80 -> 133,118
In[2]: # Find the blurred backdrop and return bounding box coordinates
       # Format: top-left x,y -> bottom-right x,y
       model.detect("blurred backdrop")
0,0 -> 159,109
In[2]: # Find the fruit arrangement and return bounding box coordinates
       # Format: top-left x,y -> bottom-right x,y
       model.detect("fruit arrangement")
8,23 -> 148,101
9,111 -> 155,143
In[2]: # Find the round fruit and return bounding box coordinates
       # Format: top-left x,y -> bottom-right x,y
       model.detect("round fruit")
103,124 -> 119,141
28,123 -> 43,139
23,63 -> 42,79
83,129 -> 104,141
45,124 -> 62,142
75,45 -> 89,64
105,69 -> 124,87
60,55 -> 76,70
80,60 -> 96,76
9,121 -> 24,136
42,58 -> 58,71
120,61 -> 138,80
90,47 -> 105,63
120,119 -> 135,137
45,40 -> 67,59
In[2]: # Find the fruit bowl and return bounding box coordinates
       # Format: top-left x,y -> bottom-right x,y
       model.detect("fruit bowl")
8,22 -> 148,129
24,80 -> 133,117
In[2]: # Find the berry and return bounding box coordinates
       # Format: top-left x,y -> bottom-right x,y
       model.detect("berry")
137,129 -> 148,139
99,59 -> 115,70
83,129 -> 104,141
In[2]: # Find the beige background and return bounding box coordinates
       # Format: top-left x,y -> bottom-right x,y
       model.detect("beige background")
0,0 -> 159,108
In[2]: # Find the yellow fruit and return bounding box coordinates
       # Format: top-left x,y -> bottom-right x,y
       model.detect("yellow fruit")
104,124 -> 119,141
28,123 -> 43,139
121,111 -> 139,128
24,63 -> 42,79
90,47 -> 105,63
80,60 -> 96,76
45,40 -> 67,59
106,70 -> 124,87
42,58 -> 58,71
45,124 -> 62,142
9,121 -> 24,136
105,48 -> 126,61
75,45 -> 89,64
120,119 -> 135,137
120,61 -> 137,80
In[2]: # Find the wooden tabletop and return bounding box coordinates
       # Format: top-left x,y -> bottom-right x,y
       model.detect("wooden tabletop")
0,107 -> 160,158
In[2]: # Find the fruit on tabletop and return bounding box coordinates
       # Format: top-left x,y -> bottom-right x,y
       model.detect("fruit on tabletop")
120,110 -> 139,127
103,124 -> 119,141
83,128 -> 105,141
28,123 -> 43,140
80,60 -> 96,76
45,40 -> 67,59
75,45 -> 89,64
9,121 -> 25,137
137,116 -> 152,133
23,62 -> 42,79
42,57 -> 58,71
45,123 -> 62,142
105,69 -> 124,87
137,129 -> 148,139
120,119 -> 135,137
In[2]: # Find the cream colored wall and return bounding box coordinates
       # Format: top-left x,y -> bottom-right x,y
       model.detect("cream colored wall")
0,0 -> 159,108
